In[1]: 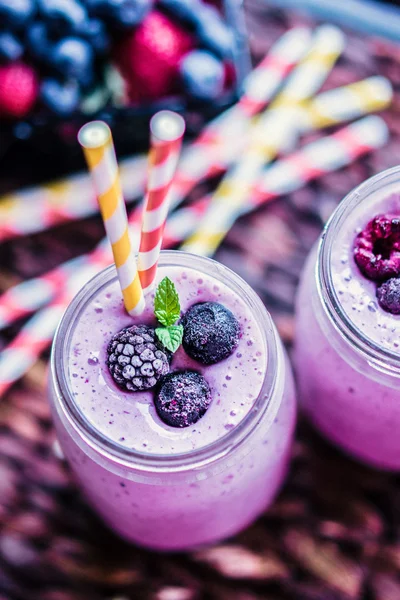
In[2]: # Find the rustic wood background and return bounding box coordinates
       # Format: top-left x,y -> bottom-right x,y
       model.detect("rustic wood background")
1,2 -> 400,599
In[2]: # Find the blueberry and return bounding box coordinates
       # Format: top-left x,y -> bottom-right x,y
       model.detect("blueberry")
180,49 -> 224,101
38,0 -> 87,34
50,37 -> 94,87
182,302 -> 240,365
0,0 -> 35,30
376,278 -> 400,315
89,0 -> 152,28
0,33 -> 23,63
354,213 -> 400,281
158,0 -> 202,25
155,371 -> 212,428
40,78 -> 80,116
80,18 -> 110,54
196,5 -> 232,58
25,22 -> 52,61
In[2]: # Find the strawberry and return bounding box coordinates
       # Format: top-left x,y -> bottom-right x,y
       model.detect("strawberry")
114,10 -> 194,102
0,62 -> 39,118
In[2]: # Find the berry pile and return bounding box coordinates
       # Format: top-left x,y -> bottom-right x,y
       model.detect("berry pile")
354,213 -> 400,314
106,298 -> 241,428
0,0 -> 234,119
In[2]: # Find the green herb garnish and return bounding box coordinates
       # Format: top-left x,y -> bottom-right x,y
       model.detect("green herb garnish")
154,277 -> 183,353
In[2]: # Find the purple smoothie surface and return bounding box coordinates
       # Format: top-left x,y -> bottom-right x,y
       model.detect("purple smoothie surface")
331,191 -> 400,355
68,265 -> 266,455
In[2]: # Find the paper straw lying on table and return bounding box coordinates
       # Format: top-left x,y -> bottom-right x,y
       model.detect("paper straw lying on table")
182,24 -> 345,255
183,116 -> 389,256
0,154 -> 148,243
0,116 -> 388,396
302,76 -> 393,130
0,28 -> 311,243
138,111 -> 185,293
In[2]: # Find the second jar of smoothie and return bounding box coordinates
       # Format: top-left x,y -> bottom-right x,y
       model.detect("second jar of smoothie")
49,251 -> 296,550
295,166 -> 400,470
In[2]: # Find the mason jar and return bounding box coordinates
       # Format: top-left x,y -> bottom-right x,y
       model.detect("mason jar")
49,251 -> 296,550
295,167 -> 400,470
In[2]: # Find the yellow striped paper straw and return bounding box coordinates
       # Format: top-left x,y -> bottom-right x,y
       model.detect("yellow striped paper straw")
78,121 -> 145,316
302,76 -> 393,130
182,25 -> 345,257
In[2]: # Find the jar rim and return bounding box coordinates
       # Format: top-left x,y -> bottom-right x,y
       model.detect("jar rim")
318,165 -> 400,375
50,251 -> 281,473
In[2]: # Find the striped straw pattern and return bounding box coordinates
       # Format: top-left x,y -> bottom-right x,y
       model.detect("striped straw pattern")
182,25 -> 345,257
182,116 -> 388,257
138,111 -> 185,293
0,116 -> 388,398
78,121 -> 145,316
167,27 -> 312,210
302,76 -> 393,130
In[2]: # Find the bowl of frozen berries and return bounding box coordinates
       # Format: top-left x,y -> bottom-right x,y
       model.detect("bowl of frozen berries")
0,0 -> 249,146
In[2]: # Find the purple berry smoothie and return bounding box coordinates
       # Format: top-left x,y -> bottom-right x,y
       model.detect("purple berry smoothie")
49,252 -> 296,549
295,167 -> 400,470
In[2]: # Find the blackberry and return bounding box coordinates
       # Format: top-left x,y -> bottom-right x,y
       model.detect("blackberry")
181,302 -> 240,365
376,277 -> 400,315
107,325 -> 169,392
155,371 -> 211,428
354,214 -> 400,281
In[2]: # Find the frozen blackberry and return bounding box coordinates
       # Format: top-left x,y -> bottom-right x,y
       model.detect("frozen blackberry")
155,371 -> 211,428
107,325 -> 169,392
181,302 -> 240,365
354,214 -> 400,281
376,277 -> 400,315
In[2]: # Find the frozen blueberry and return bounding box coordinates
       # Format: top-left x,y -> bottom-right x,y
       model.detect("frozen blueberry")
91,0 -> 153,28
107,324 -> 170,392
354,214 -> 400,281
25,22 -> 52,62
180,50 -> 224,101
376,277 -> 400,315
80,18 -> 110,54
38,0 -> 87,34
40,78 -> 80,116
0,0 -> 35,30
196,5 -> 232,58
50,37 -> 94,87
155,371 -> 211,428
158,0 -> 202,25
181,302 -> 240,365
0,33 -> 23,63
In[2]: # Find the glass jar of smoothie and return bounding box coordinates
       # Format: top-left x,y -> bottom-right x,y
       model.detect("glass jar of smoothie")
49,251 -> 296,550
295,166 -> 400,470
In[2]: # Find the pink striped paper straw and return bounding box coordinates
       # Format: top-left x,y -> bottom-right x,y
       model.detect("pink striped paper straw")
0,28 -> 311,244
138,111 -> 185,293
0,117 -> 389,397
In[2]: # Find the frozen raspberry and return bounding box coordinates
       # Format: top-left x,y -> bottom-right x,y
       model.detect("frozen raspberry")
107,325 -> 169,392
181,302 -> 240,365
113,10 -> 194,101
0,62 -> 39,118
155,371 -> 211,428
354,214 -> 400,281
376,278 -> 400,315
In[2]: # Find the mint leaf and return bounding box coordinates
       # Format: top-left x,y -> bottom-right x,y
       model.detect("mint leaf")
156,325 -> 184,353
154,277 -> 181,327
